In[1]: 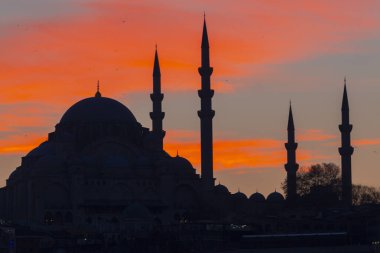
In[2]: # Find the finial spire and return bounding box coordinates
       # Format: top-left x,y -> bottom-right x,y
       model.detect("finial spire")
201,15 -> 209,49
95,80 -> 101,97
153,45 -> 161,76
342,77 -> 349,111
287,102 -> 294,131
176,150 -> 179,157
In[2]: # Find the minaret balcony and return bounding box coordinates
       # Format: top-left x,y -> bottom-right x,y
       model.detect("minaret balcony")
197,110 -> 215,119
150,112 -> 165,120
339,124 -> 353,132
339,146 -> 354,156
198,89 -> 214,98
198,67 -> 213,76
285,143 -> 298,150
150,93 -> 164,101
285,163 -> 299,172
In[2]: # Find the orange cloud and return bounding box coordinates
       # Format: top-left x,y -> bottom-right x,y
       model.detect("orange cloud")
353,139 -> 380,146
298,129 -> 337,142
165,130 -> 313,170
0,135 -> 46,154
1,0 -> 379,105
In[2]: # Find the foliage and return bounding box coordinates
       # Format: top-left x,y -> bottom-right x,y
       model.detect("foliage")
282,163 -> 380,206
352,184 -> 380,205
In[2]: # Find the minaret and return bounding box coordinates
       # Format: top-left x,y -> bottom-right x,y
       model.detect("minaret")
285,103 -> 299,203
339,78 -> 353,206
150,47 -> 165,150
198,16 -> 215,190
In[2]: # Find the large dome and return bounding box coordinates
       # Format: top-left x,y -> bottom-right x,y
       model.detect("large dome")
60,96 -> 137,124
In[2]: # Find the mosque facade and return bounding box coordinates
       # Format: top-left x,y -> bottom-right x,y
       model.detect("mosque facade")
0,19 -> 353,233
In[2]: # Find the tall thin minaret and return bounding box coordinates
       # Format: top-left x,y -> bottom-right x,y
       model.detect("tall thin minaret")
285,103 -> 299,203
339,78 -> 353,206
198,16 -> 215,190
150,47 -> 165,150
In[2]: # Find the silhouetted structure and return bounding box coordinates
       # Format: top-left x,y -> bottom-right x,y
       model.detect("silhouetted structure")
0,17 -> 376,253
198,16 -> 215,190
284,103 -> 299,203
150,47 -> 165,150
339,78 -> 354,206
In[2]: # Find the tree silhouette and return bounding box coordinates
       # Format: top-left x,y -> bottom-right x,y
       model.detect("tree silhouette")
282,163 -> 380,206
352,184 -> 380,205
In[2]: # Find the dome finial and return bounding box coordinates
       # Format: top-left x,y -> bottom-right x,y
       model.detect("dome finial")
95,80 -> 102,98
176,150 -> 179,157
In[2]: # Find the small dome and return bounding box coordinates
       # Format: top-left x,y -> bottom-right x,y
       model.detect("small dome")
170,155 -> 195,175
249,192 -> 266,202
267,191 -> 285,202
214,183 -> 230,195
8,167 -> 23,181
232,191 -> 247,200
60,96 -> 137,124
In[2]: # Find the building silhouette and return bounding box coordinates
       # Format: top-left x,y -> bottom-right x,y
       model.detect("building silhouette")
0,18 -> 362,244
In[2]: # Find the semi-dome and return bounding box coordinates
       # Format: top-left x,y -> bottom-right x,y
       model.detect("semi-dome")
26,141 -> 54,157
249,192 -> 266,202
267,191 -> 285,202
60,96 -> 137,124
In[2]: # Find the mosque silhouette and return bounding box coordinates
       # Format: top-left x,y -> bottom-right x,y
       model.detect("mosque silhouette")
1,18 -> 371,252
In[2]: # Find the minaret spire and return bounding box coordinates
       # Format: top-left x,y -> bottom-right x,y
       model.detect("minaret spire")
339,78 -> 353,206
201,15 -> 210,67
198,16 -> 215,190
288,101 -> 294,132
285,102 -> 299,204
150,46 -> 165,150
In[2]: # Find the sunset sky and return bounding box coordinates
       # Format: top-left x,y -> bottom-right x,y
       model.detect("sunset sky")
1,0 -> 380,196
